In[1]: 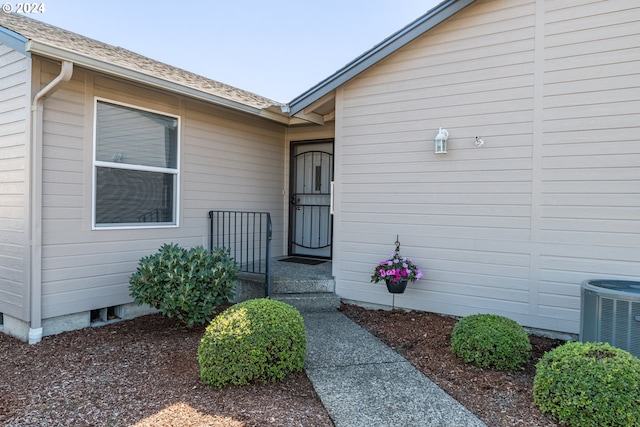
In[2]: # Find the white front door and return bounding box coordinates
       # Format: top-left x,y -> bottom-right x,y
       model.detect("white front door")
290,140 -> 333,258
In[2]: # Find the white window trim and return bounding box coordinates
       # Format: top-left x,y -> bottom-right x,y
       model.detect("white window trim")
92,97 -> 180,230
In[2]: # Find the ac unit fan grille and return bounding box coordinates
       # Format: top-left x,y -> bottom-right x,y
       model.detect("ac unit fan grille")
598,297 -> 640,357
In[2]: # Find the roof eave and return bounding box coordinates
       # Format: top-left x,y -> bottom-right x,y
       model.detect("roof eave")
287,0 -> 475,116
0,25 -> 30,55
27,40 -> 290,125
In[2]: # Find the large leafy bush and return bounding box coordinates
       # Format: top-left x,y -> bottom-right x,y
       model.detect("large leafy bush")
533,341 -> 640,427
198,298 -> 306,388
451,313 -> 531,370
129,243 -> 238,327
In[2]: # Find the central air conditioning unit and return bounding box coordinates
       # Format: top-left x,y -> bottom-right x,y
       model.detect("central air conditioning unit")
580,279 -> 640,358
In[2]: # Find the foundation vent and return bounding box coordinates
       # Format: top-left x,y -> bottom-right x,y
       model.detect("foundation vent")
90,306 -> 122,326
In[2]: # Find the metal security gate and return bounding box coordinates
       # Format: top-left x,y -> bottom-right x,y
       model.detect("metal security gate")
289,140 -> 333,258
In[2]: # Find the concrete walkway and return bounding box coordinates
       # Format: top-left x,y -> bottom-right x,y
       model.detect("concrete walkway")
303,311 -> 487,427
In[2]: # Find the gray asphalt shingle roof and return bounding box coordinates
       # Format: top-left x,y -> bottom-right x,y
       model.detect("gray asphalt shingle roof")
0,12 -> 280,110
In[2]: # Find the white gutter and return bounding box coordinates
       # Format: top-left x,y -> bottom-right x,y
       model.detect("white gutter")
26,40 -> 290,125
28,60 -> 73,344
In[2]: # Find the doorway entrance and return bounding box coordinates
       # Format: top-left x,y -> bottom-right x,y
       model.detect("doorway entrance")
289,139 -> 333,258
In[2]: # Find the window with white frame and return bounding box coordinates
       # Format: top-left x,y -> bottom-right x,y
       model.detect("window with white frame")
93,100 -> 179,228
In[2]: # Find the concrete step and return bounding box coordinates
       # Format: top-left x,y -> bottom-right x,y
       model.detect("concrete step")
234,272 -> 337,312
271,278 -> 335,294
272,292 -> 341,313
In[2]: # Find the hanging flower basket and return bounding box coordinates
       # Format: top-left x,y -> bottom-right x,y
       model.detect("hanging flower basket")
371,238 -> 422,294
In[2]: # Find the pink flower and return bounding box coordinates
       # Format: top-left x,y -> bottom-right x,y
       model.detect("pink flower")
371,249 -> 423,285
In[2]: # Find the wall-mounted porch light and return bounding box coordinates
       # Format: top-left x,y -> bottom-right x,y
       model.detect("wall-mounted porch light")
434,128 -> 449,154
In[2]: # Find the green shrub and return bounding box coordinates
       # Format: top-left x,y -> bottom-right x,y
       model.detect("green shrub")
533,341 -> 640,427
450,313 -> 531,370
198,298 -> 306,388
129,243 -> 238,327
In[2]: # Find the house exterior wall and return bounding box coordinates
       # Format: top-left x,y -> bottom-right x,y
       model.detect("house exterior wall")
332,0 -> 640,334
0,42 -> 30,321
36,58 -> 286,322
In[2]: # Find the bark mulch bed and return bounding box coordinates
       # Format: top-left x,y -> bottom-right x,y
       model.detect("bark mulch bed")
1,303 -> 565,426
340,304 -> 566,427
0,311 -> 331,427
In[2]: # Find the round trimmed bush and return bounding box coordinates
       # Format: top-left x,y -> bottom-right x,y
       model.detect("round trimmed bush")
533,341 -> 640,427
451,313 -> 531,370
198,298 -> 306,388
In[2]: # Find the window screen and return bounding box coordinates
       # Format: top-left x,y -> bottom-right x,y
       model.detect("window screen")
94,100 -> 178,227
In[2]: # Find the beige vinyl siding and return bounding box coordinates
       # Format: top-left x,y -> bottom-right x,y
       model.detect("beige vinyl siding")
335,0 -> 536,321
536,0 -> 640,328
0,43 -> 29,320
182,101 -> 286,255
38,61 -> 286,319
334,0 -> 639,334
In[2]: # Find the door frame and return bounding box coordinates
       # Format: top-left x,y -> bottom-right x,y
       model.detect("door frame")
288,139 -> 334,259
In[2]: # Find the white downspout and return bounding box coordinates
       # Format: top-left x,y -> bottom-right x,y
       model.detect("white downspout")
28,60 -> 73,344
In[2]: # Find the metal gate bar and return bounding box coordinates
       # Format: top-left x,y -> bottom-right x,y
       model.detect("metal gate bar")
208,210 -> 272,296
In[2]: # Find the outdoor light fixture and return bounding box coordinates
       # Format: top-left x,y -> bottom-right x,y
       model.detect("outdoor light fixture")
434,128 -> 449,154
475,136 -> 485,147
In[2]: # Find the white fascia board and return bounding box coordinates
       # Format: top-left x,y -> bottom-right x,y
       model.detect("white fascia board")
287,0 -> 475,116
27,40 -> 290,125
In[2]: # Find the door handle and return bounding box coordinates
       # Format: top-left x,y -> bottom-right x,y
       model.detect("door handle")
291,195 -> 301,210
330,181 -> 334,215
